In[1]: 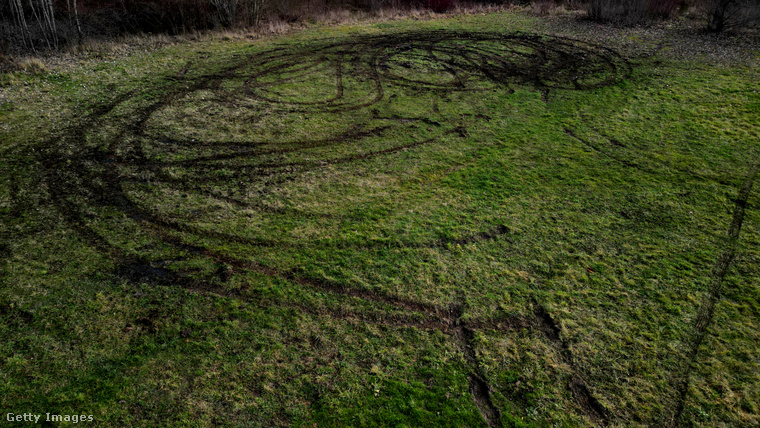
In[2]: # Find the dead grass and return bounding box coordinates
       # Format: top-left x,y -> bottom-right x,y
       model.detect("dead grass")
538,10 -> 760,65
314,8 -> 365,25
531,1 -> 568,16
0,53 -> 15,74
0,57 -> 48,75
16,2 -> 525,71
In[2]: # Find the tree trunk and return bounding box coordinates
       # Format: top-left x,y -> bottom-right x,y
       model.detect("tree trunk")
73,0 -> 83,44
11,0 -> 34,52
42,0 -> 58,49
28,0 -> 52,49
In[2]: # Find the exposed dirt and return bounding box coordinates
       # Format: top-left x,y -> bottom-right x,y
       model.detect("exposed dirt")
568,376 -> 609,426
533,301 -> 610,425
116,260 -> 182,286
456,323 -> 503,428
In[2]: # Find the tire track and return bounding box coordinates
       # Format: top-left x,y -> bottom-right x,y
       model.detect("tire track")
26,29 -> 633,426
450,301 -> 503,428
663,161 -> 759,427
565,127 -> 736,187
533,301 -> 611,425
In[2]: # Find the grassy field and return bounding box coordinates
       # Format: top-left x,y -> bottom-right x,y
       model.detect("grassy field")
1,10 -> 759,427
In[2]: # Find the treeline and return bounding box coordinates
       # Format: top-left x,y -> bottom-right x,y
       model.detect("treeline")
587,0 -> 760,29
1,0 -> 758,53
0,0 -> 486,43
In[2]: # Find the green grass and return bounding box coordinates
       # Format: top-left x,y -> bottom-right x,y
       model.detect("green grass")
1,10 -> 759,427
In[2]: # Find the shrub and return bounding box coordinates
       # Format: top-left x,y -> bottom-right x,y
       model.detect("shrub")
531,0 -> 569,16
117,0 -> 220,34
705,0 -> 760,31
589,0 -> 682,25
427,0 -> 456,12
16,57 -> 47,74
648,0 -> 683,17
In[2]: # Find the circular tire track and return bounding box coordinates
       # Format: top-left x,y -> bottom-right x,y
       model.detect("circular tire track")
36,30 -> 631,425
43,30 -> 630,258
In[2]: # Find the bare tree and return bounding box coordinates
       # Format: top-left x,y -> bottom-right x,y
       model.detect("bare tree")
25,0 -> 58,50
231,0 -> 267,27
240,0 -> 266,27
707,0 -> 760,31
42,0 -> 58,49
71,0 -> 82,44
213,0 -> 239,27
10,0 -> 34,51
28,0 -> 47,48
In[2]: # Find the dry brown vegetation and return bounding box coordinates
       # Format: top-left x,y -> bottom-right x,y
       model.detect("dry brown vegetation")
1,0 -> 759,57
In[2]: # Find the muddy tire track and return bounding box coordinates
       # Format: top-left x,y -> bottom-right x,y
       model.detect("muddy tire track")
25,29 -> 633,426
115,252 -> 614,426
533,301 -> 611,425
452,305 -> 503,428
39,31 -> 630,264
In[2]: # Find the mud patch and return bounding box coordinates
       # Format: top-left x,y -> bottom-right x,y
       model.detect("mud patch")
467,373 -> 501,427
116,261 -> 181,286
568,376 -> 609,425
452,302 -> 503,428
